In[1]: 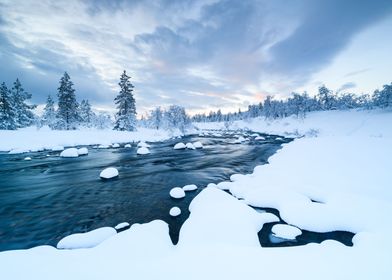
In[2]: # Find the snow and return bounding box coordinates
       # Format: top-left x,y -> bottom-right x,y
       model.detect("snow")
98,144 -> 110,149
186,142 -> 195,149
255,136 -> 265,140
124,143 -> 132,148
1,110 -> 392,280
137,141 -> 150,148
170,187 -> 186,199
8,148 -> 29,154
114,222 -> 130,230
137,147 -> 150,155
173,142 -> 186,150
57,227 -> 117,249
24,157 -> 31,161
59,148 -> 79,158
169,207 -> 181,217
99,167 -> 119,179
182,184 -> 198,191
0,127 -> 171,153
51,145 -> 64,151
234,136 -> 246,143
112,143 -> 120,148
77,147 -> 88,155
271,224 -> 302,240
193,141 -> 203,148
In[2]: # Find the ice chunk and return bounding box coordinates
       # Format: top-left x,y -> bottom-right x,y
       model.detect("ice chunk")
77,147 -> 88,155
174,142 -> 186,150
100,167 -> 119,179
186,142 -> 195,149
57,227 -> 116,249
183,184 -> 198,191
112,143 -> 120,148
24,157 -> 32,161
193,141 -> 203,149
51,146 -> 64,151
137,147 -> 150,155
271,224 -> 302,240
114,222 -> 130,230
60,148 -> 79,158
137,141 -> 150,148
169,207 -> 181,217
170,187 -> 185,199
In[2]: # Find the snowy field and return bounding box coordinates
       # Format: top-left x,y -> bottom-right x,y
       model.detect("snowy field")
1,109 -> 392,279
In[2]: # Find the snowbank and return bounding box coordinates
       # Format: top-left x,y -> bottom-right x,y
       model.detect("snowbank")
0,127 -> 171,152
57,227 -> 116,249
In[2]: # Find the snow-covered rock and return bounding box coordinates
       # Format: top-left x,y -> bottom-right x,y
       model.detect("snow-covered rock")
51,146 -> 64,152
100,167 -> 119,179
60,148 -> 79,158
276,137 -> 283,140
193,141 -> 203,149
169,207 -> 181,217
8,148 -> 29,154
57,227 -> 116,249
137,147 -> 150,155
173,142 -> 186,150
24,157 -> 32,161
182,184 -> 198,191
169,187 -> 185,199
112,143 -> 120,148
234,136 -> 246,144
77,147 -> 88,155
137,141 -> 150,148
124,144 -> 132,148
255,136 -> 265,140
98,144 -> 110,149
114,222 -> 130,230
186,142 -> 195,149
271,224 -> 302,240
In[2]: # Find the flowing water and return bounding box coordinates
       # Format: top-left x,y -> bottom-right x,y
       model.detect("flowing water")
0,132 -> 291,251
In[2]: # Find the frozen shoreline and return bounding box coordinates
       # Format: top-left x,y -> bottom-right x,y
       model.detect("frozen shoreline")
1,109 -> 391,279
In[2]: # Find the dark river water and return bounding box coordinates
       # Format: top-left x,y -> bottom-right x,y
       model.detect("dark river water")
0,132 -> 292,251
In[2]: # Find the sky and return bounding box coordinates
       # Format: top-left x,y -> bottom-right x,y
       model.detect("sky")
1,0 -> 392,116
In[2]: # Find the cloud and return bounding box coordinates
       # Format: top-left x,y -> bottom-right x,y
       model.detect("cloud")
337,82 -> 357,93
0,0 -> 391,115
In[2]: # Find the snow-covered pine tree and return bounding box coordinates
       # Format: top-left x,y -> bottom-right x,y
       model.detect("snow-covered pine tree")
150,107 -> 163,129
373,83 -> 392,108
0,82 -> 17,130
114,70 -> 137,131
56,72 -> 80,130
11,79 -> 36,128
79,99 -> 95,127
41,95 -> 57,129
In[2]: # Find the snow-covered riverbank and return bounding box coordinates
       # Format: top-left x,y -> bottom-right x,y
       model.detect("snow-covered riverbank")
1,109 -> 391,279
0,127 -> 178,153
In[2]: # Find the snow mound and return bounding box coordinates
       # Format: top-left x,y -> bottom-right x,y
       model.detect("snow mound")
183,184 -> 198,191
169,207 -> 181,217
255,136 -> 265,140
112,143 -> 120,148
57,227 -> 116,249
271,224 -> 302,240
124,144 -> 132,148
186,142 -> 195,149
51,146 -> 64,152
100,167 -> 119,179
193,141 -> 203,149
8,148 -> 29,154
137,141 -> 150,148
24,157 -> 32,161
251,133 -> 259,137
234,136 -> 246,144
137,147 -> 150,155
114,222 -> 130,230
98,144 -> 110,149
60,148 -> 79,158
77,147 -> 88,155
170,187 -> 185,199
174,142 -> 186,150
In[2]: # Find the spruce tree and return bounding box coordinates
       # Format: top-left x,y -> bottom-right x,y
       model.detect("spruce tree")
0,82 -> 17,130
42,95 -> 57,129
57,72 -> 80,130
11,78 -> 36,128
79,99 -> 95,127
114,70 -> 137,131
